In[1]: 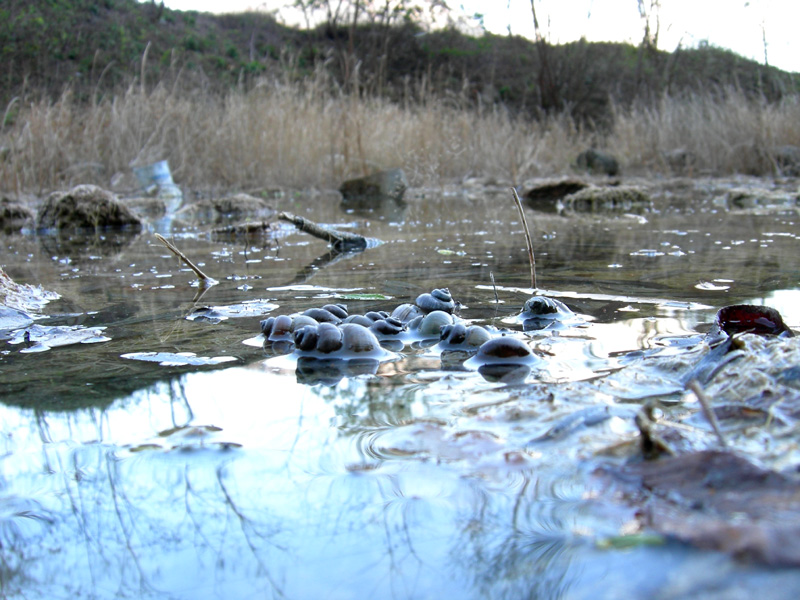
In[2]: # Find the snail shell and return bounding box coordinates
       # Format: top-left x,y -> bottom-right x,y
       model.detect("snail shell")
322,303 -> 349,320
519,296 -> 578,331
409,310 -> 454,338
303,306 -> 345,324
290,315 -> 319,332
391,303 -> 423,324
365,310 -> 390,321
261,314 -> 294,341
292,322 -> 384,358
521,296 -> 574,319
474,336 -> 535,364
340,323 -> 381,354
439,323 -> 491,351
369,316 -> 406,338
343,314 -> 374,328
294,322 -> 344,354
415,288 -> 456,314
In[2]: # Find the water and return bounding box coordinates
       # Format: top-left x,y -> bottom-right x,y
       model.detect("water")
1,178 -> 800,599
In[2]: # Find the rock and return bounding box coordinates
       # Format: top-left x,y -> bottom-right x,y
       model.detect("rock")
562,185 -> 651,212
37,184 -> 142,230
212,193 -> 275,218
773,145 -> 800,176
340,169 -> 409,204
524,179 -> 589,211
0,197 -> 35,233
574,149 -> 620,176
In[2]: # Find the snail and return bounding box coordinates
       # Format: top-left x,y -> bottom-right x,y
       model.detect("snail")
470,336 -> 537,365
464,335 -> 539,382
408,310 -> 455,338
415,288 -> 456,314
437,322 -> 492,352
515,296 -> 581,331
293,322 -> 392,360
260,314 -> 294,341
391,303 -> 423,324
343,314 -> 375,328
369,316 -> 406,338
303,303 -> 348,324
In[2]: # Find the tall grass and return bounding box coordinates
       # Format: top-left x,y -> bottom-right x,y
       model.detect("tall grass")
610,92 -> 800,174
1,75 -> 799,196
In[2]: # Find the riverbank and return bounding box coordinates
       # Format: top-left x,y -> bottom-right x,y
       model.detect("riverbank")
2,81 -> 800,198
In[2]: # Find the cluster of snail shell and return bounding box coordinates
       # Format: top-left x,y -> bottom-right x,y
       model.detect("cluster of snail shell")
259,288 -> 539,367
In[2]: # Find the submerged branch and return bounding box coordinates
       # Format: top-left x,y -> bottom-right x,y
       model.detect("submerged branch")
155,233 -> 217,286
278,212 -> 367,251
511,187 -> 537,289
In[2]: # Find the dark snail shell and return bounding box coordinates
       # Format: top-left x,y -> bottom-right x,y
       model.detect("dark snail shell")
343,314 -> 374,328
322,303 -> 349,320
415,288 -> 456,314
714,304 -> 793,338
303,306 -> 345,324
474,336 -> 535,364
294,322 -> 345,354
316,322 -> 345,353
261,314 -> 294,341
294,325 -> 320,352
522,296 -> 573,318
260,316 -> 274,335
519,296 -> 578,331
370,316 -> 406,337
441,322 -> 468,345
364,310 -> 390,321
292,322 -> 384,358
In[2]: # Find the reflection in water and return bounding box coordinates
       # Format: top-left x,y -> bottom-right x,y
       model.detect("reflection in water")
2,185 -> 800,597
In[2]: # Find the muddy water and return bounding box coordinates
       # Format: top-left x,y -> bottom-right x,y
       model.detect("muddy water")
1,178 -> 799,598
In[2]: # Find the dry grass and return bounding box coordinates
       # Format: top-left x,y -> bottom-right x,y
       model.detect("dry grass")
610,92 -> 800,174
1,75 -> 799,196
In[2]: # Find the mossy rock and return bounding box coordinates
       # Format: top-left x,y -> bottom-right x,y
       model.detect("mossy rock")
0,197 -> 35,233
563,185 -> 651,212
37,185 -> 142,230
574,149 -> 620,176
212,193 -> 275,218
340,169 -> 409,205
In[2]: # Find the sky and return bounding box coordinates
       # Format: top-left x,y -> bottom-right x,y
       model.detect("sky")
158,0 -> 800,73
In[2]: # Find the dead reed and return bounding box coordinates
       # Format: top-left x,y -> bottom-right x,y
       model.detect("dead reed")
1,76 -> 798,196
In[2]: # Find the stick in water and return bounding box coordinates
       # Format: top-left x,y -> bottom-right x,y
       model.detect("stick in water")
511,187 -> 537,290
155,233 -> 217,285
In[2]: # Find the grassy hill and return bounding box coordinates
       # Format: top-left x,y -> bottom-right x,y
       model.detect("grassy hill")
3,0 -> 798,124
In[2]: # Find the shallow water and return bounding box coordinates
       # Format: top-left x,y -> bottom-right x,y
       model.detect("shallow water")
1,178 -> 800,599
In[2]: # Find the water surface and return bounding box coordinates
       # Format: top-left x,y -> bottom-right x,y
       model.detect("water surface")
1,178 -> 799,599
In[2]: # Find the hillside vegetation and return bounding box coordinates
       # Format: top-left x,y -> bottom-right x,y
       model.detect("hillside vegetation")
1,0 -> 799,193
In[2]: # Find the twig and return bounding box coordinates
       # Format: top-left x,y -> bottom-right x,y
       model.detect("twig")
490,271 -> 499,304
154,233 -> 217,286
278,211 -> 367,251
687,379 -> 727,448
511,187 -> 537,289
